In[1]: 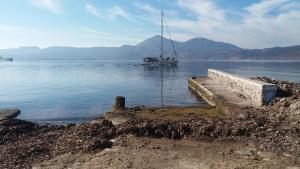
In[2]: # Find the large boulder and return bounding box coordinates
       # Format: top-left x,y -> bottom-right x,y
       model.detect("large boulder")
0,109 -> 21,121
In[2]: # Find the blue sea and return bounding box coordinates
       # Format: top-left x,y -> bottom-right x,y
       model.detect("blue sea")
0,60 -> 299,123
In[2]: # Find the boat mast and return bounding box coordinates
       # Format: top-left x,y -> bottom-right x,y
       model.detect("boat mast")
160,11 -> 164,61
164,18 -> 178,59
160,10 -> 164,106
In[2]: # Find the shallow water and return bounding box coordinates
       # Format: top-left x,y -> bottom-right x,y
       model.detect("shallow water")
0,60 -> 299,123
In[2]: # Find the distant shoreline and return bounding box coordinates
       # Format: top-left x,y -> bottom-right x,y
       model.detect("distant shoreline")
1,36 -> 300,60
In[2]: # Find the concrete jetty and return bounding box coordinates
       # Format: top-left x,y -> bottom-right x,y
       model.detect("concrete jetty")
188,69 -> 277,108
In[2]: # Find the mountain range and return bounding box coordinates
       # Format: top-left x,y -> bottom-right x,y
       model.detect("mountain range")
1,35 -> 300,60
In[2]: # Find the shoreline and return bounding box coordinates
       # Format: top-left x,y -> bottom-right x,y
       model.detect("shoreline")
0,77 -> 299,169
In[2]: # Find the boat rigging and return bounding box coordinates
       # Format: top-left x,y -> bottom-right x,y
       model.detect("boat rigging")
142,11 -> 178,66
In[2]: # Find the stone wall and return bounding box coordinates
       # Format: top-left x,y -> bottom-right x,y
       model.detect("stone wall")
208,69 -> 277,106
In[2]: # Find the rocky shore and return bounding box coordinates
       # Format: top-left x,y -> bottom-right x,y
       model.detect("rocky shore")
0,77 -> 299,169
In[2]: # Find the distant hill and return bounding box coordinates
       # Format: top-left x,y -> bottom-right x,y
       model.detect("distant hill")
1,35 -> 300,60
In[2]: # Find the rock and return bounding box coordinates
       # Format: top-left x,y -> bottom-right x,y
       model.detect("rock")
283,153 -> 293,158
256,116 -> 268,126
85,139 -> 113,152
257,151 -> 273,161
109,139 -> 116,143
235,148 -> 254,156
92,116 -> 106,124
63,123 -> 75,128
238,112 -> 247,119
290,101 -> 300,111
0,109 -> 20,121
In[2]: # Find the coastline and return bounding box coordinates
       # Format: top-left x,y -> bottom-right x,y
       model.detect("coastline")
0,77 -> 299,169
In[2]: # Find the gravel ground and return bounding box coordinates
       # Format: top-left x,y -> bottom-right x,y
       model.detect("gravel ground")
34,135 -> 299,169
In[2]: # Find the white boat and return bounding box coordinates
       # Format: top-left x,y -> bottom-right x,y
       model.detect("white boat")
142,11 -> 178,66
0,55 -> 13,61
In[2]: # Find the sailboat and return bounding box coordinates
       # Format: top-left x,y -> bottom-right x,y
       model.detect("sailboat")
142,11 -> 178,66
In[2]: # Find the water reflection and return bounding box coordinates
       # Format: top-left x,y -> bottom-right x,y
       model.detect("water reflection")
143,64 -> 178,72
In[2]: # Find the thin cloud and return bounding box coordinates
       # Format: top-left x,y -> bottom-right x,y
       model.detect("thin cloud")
173,0 -> 300,48
245,0 -> 292,16
177,0 -> 225,21
85,3 -> 104,19
28,0 -> 62,14
80,26 -> 108,36
134,2 -> 180,28
134,2 -> 159,14
85,3 -> 134,21
107,6 -> 130,19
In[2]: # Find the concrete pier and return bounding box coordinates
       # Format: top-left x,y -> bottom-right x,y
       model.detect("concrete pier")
189,69 -> 277,107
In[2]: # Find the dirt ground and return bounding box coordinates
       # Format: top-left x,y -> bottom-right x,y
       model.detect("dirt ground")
33,134 -> 298,169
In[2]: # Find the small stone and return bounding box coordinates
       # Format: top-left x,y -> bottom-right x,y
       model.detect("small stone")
109,139 -> 116,143
257,151 -> 273,161
290,101 -> 300,111
280,98 -> 286,102
63,123 -> 75,128
235,148 -> 254,156
283,153 -> 292,157
85,140 -> 113,152
238,113 -> 247,119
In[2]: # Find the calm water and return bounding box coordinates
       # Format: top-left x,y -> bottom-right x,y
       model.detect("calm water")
0,60 -> 299,123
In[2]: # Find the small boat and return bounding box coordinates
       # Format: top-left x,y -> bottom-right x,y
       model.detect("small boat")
142,11 -> 178,66
0,55 -> 13,61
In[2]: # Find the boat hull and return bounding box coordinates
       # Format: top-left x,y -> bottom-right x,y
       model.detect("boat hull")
141,60 -> 178,66
0,58 -> 13,61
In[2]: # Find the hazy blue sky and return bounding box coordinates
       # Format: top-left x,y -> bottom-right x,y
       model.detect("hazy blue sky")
0,0 -> 299,49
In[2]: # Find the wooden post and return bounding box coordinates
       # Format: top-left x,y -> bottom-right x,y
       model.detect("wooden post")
114,96 -> 125,110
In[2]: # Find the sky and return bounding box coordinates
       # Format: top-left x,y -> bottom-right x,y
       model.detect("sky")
0,0 -> 300,49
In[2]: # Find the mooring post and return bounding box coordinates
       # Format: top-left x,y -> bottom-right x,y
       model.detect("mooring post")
114,96 -> 125,110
